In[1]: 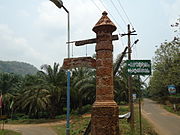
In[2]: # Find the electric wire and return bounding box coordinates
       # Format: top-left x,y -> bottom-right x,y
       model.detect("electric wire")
91,0 -> 103,13
110,0 -> 127,26
98,0 -> 125,33
116,0 -> 134,29
91,0 -> 128,50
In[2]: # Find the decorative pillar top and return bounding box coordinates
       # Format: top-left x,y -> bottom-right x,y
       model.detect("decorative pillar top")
92,11 -> 117,33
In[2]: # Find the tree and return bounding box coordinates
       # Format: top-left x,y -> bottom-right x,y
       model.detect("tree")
148,18 -> 180,97
39,63 -> 66,116
114,66 -> 145,103
0,73 -> 22,115
149,40 -> 180,97
15,75 -> 50,118
114,65 -> 129,103
71,67 -> 96,113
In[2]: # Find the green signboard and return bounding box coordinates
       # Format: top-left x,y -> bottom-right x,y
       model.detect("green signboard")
126,60 -> 151,75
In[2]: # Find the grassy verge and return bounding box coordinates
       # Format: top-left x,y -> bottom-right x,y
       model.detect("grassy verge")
163,105 -> 180,116
5,119 -> 61,124
1,115 -> 66,124
53,105 -> 157,135
0,129 -> 21,135
52,115 -> 90,135
119,105 -> 157,135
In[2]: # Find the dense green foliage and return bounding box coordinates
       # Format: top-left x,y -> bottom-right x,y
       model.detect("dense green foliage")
148,18 -> 180,98
0,63 -> 96,118
0,61 -> 38,75
114,62 -> 144,104
0,59 -> 141,119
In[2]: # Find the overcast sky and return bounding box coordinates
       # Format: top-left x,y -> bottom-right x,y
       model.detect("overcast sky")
0,0 -> 179,69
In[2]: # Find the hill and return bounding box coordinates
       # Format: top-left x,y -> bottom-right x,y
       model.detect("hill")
0,60 -> 38,75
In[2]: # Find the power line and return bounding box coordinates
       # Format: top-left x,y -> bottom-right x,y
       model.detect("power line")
91,0 -> 103,13
116,0 -> 134,29
110,0 -> 127,26
98,0 -> 125,33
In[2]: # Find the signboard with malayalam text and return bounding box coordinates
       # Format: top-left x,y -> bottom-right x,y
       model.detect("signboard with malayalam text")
126,60 -> 151,75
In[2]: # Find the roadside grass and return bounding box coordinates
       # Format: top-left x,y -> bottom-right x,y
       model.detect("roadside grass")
169,94 -> 180,98
1,119 -> 61,124
152,95 -> 180,116
0,129 -> 21,135
53,105 -> 157,135
52,115 -> 90,135
119,105 -> 157,135
164,105 -> 180,116
1,114 -> 66,124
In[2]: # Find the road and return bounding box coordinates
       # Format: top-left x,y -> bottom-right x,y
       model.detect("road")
142,98 -> 180,135
4,120 -> 66,135
5,125 -> 57,135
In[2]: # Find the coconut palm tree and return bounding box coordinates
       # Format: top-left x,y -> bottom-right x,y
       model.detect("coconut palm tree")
0,73 -> 22,115
71,67 -> 96,113
39,63 -> 66,116
114,66 -> 129,104
15,75 -> 50,118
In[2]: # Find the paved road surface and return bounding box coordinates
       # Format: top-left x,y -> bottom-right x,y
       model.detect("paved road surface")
142,98 -> 180,135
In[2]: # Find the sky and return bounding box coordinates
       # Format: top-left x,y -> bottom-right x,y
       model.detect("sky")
0,0 -> 180,69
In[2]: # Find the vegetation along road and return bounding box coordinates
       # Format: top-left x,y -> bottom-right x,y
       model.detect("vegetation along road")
142,98 -> 180,135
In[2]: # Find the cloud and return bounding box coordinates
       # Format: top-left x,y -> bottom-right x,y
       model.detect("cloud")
35,1 -> 102,38
36,1 -> 66,31
33,1 -> 106,63
0,24 -> 49,68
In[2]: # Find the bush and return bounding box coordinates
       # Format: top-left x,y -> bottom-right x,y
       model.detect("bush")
12,113 -> 29,120
55,114 -> 66,119
80,104 -> 92,114
168,96 -> 180,104
72,104 -> 92,115
119,101 -> 127,105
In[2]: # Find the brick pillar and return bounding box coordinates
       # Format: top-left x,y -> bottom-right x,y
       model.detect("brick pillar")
91,11 -> 120,135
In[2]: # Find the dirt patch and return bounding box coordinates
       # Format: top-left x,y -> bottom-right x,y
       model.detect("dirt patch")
4,120 -> 66,135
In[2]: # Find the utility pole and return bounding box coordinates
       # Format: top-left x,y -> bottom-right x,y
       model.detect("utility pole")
138,75 -> 142,135
121,24 -> 137,133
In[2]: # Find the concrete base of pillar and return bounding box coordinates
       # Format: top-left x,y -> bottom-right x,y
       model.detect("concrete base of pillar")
91,101 -> 120,135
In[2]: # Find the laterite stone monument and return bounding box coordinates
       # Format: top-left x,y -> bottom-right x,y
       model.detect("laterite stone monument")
91,11 -> 119,135
62,11 -> 120,135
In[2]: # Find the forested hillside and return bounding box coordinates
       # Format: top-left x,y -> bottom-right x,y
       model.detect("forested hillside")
0,60 -> 38,75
